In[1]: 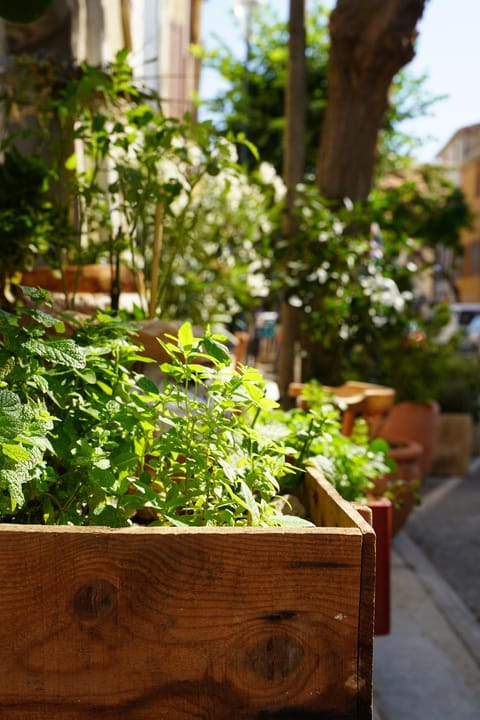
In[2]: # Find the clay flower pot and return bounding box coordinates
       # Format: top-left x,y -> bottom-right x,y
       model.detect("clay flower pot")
376,400 -> 440,480
372,437 -> 423,535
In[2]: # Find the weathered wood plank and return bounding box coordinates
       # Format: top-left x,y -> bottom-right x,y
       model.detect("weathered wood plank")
0,472 -> 374,719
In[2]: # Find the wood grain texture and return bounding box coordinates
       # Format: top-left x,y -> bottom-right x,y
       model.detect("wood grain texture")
0,470 -> 374,719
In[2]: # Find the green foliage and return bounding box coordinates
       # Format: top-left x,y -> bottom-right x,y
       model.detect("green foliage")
0,148 -> 58,287
197,1 -> 329,172
0,287 -> 310,527
0,52 -> 283,322
370,165 -> 471,255
435,352 -> 480,420
198,1 -> 440,176
257,385 -> 391,503
270,184 -> 415,384
344,301 -> 464,405
377,70 -> 447,175
268,177 -> 468,389
364,331 -> 451,404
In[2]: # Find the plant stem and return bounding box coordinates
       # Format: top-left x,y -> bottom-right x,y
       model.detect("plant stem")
148,202 -> 164,319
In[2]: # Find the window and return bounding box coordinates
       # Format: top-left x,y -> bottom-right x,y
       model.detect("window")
476,163 -> 480,196
471,239 -> 480,274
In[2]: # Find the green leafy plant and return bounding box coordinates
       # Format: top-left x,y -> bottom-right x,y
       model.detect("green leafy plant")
0,148 -> 60,304
435,352 -> 480,420
0,287 -> 310,527
258,383 -> 392,503
0,52 -> 282,323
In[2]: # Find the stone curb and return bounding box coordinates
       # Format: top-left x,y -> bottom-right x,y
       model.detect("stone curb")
394,530 -> 480,669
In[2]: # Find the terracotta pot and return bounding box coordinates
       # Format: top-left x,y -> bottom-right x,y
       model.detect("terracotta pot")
21,264 -> 144,294
375,400 -> 440,480
344,380 -> 395,416
372,438 -> 423,535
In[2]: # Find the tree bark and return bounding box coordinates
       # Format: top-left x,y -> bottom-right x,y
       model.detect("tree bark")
3,0 -> 71,55
317,0 -> 426,202
277,0 -> 306,407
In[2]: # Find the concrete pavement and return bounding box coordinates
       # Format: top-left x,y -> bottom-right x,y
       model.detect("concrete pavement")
373,466 -> 480,720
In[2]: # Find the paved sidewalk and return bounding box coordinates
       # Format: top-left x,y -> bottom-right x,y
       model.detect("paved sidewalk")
373,470 -> 480,720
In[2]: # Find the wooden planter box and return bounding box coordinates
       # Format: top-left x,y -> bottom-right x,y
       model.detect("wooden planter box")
0,469 -> 375,720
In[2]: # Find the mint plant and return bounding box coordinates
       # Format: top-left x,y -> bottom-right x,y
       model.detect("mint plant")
258,383 -> 393,503
0,287 -> 306,527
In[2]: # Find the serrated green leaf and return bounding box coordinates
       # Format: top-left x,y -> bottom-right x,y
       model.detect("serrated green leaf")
30,309 -> 63,329
0,357 -> 14,380
136,375 -> 160,394
30,373 -> 50,394
0,469 -> 26,510
0,389 -> 21,416
25,434 -> 54,453
0,391 -> 23,438
202,336 -> 231,363
243,380 -> 264,403
96,380 -> 113,395
25,338 -> 86,369
239,480 -> 260,524
75,368 -> 97,384
177,322 -> 194,349
218,456 -> 236,483
1,443 -> 30,463
19,285 -> 52,303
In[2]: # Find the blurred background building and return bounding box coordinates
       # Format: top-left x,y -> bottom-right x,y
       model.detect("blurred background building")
437,124 -> 480,302
0,0 -> 202,119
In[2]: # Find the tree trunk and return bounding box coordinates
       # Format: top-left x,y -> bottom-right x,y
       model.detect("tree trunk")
317,0 -> 426,202
277,0 -> 306,407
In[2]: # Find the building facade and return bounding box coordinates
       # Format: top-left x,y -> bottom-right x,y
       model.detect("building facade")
436,123 -> 480,302
0,0 -> 202,119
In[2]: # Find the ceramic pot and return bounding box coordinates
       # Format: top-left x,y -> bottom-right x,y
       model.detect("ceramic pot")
375,400 -> 440,480
21,264 -> 143,294
372,438 -> 423,535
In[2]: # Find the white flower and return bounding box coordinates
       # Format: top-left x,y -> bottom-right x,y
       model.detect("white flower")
369,276 -> 405,312
217,137 -> 238,163
316,268 -> 328,283
247,273 -> 269,297
258,162 -> 277,184
170,191 -> 189,215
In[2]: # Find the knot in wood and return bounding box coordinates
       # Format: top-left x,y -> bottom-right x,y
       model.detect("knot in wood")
73,579 -> 117,623
247,633 -> 304,682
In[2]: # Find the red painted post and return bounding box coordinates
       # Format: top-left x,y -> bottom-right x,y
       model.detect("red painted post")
369,498 -> 392,635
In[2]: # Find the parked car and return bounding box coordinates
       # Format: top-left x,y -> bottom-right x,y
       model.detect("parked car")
466,314 -> 480,347
436,303 -> 480,345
